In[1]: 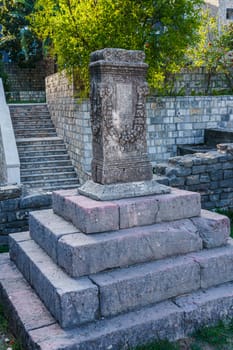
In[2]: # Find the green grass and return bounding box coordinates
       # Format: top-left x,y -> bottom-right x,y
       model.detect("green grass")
135,340 -> 179,350
0,246 -> 9,254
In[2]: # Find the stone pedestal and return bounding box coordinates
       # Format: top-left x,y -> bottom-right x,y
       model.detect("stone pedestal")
90,48 -> 152,185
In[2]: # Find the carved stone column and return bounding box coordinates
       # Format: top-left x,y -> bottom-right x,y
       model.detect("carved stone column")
79,48 -> 170,200
90,48 -> 152,184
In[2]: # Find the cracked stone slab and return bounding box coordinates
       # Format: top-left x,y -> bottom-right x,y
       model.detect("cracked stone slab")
191,209 -> 230,248
57,219 -> 202,277
9,237 -> 99,329
189,239 -> 233,289
29,209 -> 80,262
90,255 -> 200,317
174,282 -> 233,336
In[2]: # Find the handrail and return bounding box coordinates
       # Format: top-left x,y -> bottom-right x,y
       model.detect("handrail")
0,78 -> 20,184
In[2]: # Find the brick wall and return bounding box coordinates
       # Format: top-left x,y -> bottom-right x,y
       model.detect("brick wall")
154,145 -> 233,210
46,71 -> 92,183
46,71 -> 233,182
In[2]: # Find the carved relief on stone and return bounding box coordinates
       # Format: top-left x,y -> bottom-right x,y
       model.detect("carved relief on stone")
90,82 -> 113,144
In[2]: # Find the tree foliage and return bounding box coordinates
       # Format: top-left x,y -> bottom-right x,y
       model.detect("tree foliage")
30,0 -> 203,95
0,0 -> 43,66
188,11 -> 233,93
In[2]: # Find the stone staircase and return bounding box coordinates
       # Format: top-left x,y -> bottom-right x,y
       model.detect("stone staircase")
1,187 -> 233,349
9,104 -> 79,193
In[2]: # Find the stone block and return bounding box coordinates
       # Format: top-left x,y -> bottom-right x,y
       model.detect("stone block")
10,238 -> 99,328
20,193 -> 52,209
68,195 -> 119,233
189,241 -> 233,289
91,255 -> 200,317
54,193 -> 119,234
29,209 -> 80,262
155,188 -> 201,222
117,196 -> 159,229
52,189 -> 78,222
57,219 -> 202,277
175,282 -> 233,336
26,302 -> 184,350
191,209 -> 230,248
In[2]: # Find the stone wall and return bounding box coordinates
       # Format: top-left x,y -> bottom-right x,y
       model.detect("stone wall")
46,71 -> 92,183
3,60 -> 55,102
172,67 -> 229,96
0,185 -> 52,245
154,145 -> 233,210
147,95 -> 233,164
46,72 -> 233,182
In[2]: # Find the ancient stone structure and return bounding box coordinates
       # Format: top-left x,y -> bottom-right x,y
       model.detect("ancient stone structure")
90,48 -> 152,184
1,49 -> 233,350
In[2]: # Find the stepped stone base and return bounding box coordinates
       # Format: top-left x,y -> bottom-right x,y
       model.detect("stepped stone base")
2,253 -> 233,350
1,186 -> 233,349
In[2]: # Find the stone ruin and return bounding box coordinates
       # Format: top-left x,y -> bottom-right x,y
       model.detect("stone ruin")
1,49 -> 233,350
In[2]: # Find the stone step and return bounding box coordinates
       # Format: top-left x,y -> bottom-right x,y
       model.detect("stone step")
20,154 -> 70,163
16,137 -> 64,146
21,165 -> 75,176
29,208 -> 229,278
9,233 -> 99,329
53,187 -> 201,234
15,131 -> 57,138
8,232 -> 233,327
43,183 -> 80,192
13,121 -> 55,128
23,178 -> 79,189
17,144 -> 67,152
18,149 -> 68,158
29,209 -> 202,277
20,159 -> 74,169
3,251 -> 233,350
21,171 -> 77,182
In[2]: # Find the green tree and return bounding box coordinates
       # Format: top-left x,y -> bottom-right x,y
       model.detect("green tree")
188,12 -> 233,94
0,0 -> 43,66
30,0 -> 203,95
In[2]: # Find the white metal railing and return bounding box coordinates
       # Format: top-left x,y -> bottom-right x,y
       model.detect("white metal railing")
0,78 -> 20,184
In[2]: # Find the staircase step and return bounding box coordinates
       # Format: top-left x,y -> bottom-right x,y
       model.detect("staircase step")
20,160 -> 74,169
21,165 -> 75,176
9,234 -> 99,329
21,171 -> 77,182
18,149 -> 68,157
29,209 -> 203,277
23,178 -> 79,189
20,154 -> 70,162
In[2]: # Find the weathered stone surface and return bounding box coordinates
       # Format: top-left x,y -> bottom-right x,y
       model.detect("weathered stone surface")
156,188 -> 201,222
90,48 -> 152,184
65,195 -> 119,234
29,209 -> 80,262
191,209 -> 230,248
174,282 -> 233,336
20,193 -> 52,209
57,219 -> 202,277
90,256 -> 200,317
54,188 -> 201,234
0,257 -> 56,335
189,240 -> 233,289
117,195 -> 159,229
78,179 -> 170,201
52,189 -> 78,222
9,238 -> 99,328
